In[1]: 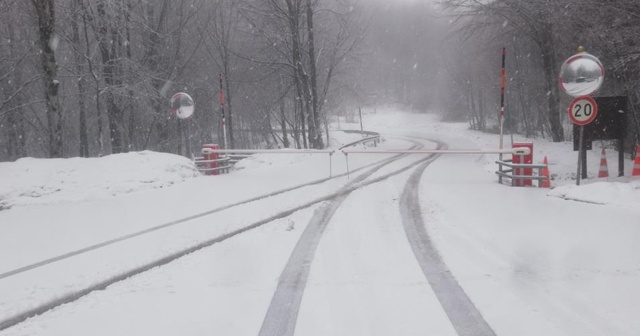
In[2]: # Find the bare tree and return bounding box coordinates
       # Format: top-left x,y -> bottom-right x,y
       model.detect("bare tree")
204,0 -> 241,149
31,0 -> 64,157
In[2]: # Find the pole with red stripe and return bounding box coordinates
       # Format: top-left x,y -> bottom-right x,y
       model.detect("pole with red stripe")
499,48 -> 506,159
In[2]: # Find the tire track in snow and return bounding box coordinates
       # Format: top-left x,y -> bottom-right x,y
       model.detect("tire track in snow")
258,139 -> 443,336
0,137 -> 403,282
399,148 -> 496,336
0,137 -> 421,332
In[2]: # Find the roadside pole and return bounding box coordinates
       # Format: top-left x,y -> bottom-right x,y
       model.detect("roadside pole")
499,47 -> 506,161
576,126 -> 584,185
170,92 -> 195,158
567,95 -> 600,186
558,47 -> 604,186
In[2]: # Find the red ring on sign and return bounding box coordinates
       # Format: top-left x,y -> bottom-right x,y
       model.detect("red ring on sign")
568,96 -> 598,126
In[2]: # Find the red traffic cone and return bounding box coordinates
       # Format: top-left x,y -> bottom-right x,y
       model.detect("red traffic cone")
541,156 -> 551,188
633,145 -> 640,176
598,148 -> 609,178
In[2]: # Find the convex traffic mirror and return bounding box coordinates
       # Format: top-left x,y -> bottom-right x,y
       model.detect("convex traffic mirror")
170,92 -> 195,119
559,52 -> 604,97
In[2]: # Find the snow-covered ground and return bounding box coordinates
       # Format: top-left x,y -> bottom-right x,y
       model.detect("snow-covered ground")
0,151 -> 201,209
0,106 -> 639,335
366,109 -> 640,335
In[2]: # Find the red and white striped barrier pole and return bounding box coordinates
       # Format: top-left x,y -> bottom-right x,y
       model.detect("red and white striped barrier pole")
499,47 -> 506,160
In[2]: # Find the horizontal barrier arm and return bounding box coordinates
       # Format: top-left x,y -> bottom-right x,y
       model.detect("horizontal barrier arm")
198,165 -> 233,172
495,161 -> 548,169
495,171 -> 547,179
203,149 -> 335,154
195,157 -> 231,164
510,174 -> 548,180
344,147 -> 531,155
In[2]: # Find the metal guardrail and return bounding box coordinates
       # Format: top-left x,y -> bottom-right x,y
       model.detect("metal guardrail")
193,156 -> 232,174
495,159 -> 548,188
338,135 -> 381,150
340,129 -> 380,137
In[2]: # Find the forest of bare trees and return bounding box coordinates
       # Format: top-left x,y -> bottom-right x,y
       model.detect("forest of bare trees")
439,0 -> 640,147
1,0 -> 640,161
0,0 -> 367,160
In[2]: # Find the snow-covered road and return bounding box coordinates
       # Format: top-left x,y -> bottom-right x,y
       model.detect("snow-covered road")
1,108 -> 639,335
1,133 -> 450,334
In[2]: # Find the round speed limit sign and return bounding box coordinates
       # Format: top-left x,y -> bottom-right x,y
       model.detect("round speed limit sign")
568,96 -> 598,126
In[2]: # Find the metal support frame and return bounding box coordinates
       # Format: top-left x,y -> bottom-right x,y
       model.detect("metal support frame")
193,155 -> 232,174
495,159 -> 549,188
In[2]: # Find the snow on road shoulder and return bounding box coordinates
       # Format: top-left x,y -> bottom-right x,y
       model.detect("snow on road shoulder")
0,129 -> 382,210
356,105 -> 640,208
549,179 -> 640,208
357,107 -> 640,335
0,151 -> 200,209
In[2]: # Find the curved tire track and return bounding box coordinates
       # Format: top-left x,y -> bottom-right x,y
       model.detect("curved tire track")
0,135 -> 397,282
0,137 -> 421,332
259,139 -> 443,336
399,146 -> 496,336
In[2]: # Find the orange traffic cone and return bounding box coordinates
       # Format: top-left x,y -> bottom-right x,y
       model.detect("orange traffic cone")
541,156 -> 551,188
633,145 -> 640,176
598,148 -> 609,178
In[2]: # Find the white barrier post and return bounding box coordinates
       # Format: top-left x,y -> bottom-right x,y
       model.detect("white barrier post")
329,152 -> 333,178
344,152 -> 350,178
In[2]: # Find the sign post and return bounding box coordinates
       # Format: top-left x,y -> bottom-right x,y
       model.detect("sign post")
558,47 -> 605,186
568,96 -> 598,185
170,92 -> 195,157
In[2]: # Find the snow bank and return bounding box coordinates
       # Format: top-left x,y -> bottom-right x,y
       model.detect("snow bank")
354,105 -> 640,209
234,152 -> 322,171
0,151 -> 200,209
548,179 -> 640,208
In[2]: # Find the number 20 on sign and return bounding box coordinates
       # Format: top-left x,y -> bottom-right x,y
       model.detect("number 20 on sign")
568,96 -> 598,126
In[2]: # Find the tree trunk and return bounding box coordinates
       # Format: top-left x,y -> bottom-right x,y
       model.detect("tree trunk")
96,1 -> 125,153
125,0 -> 137,151
223,70 -> 235,148
4,20 -> 27,159
280,94 -> 290,148
305,0 -> 323,149
286,0 -> 313,149
477,86 -> 486,131
79,1 -> 105,154
293,73 -> 308,148
71,0 -> 89,157
144,1 -> 170,152
540,24 -> 563,142
31,0 -> 63,157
